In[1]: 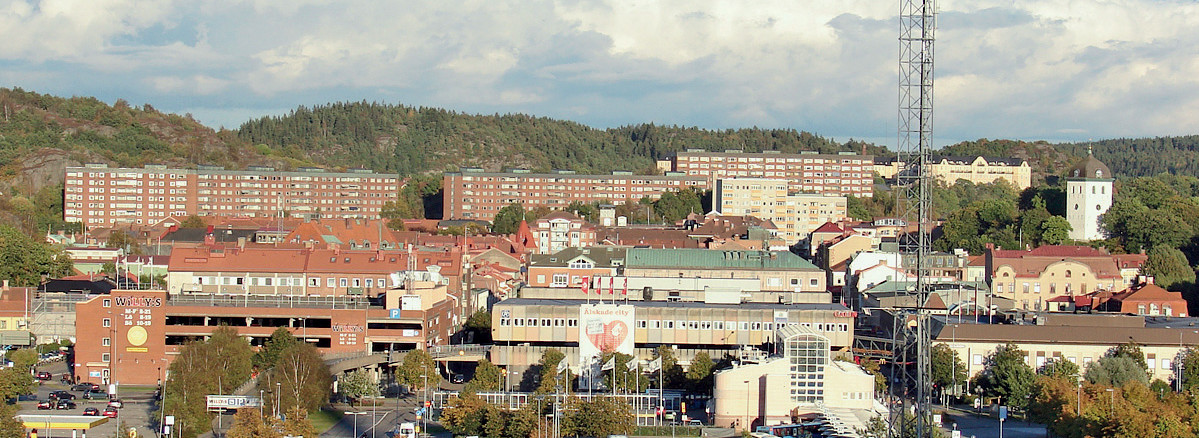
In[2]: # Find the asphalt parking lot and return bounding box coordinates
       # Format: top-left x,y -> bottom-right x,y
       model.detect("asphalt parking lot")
19,360 -> 159,438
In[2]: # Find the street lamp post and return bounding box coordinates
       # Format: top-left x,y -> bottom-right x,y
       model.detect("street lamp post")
1105,388 -> 1115,413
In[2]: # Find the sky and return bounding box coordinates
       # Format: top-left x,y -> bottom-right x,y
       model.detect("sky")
1,0 -> 1197,149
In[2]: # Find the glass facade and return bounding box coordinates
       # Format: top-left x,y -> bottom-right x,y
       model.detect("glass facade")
782,327 -> 829,404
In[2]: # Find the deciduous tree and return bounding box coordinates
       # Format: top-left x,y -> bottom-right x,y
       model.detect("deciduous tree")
976,343 -> 1035,409
466,358 -> 502,393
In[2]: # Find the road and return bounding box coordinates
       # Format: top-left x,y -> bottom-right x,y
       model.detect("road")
21,360 -> 160,438
941,408 -> 1047,438
321,395 -> 432,438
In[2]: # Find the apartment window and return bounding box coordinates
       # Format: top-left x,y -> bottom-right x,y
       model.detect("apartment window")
552,274 -> 568,286
514,319 -> 524,327
740,322 -> 750,331
103,318 -> 111,328
541,318 -> 551,327
102,299 -> 111,308
555,318 -> 565,327
972,354 -> 983,365
809,278 -> 818,287
102,353 -> 110,363
527,318 -> 537,326
568,319 -> 578,327
102,338 -> 111,347
339,278 -> 348,287
1022,283 -> 1030,294
791,278 -> 799,285
500,318 -> 510,327
365,279 -> 373,288
637,320 -> 648,329
327,278 -> 335,288
1163,358 -> 1173,370
664,321 -> 675,329
353,278 -> 361,288
537,275 -> 546,284
651,320 -> 661,329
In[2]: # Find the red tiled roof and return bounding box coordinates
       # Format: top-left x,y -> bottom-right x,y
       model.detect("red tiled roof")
812,222 -> 844,234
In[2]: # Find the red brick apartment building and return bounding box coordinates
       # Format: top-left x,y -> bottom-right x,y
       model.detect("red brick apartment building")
442,169 -> 707,221
670,150 -> 875,197
73,289 -> 455,386
64,164 -> 400,226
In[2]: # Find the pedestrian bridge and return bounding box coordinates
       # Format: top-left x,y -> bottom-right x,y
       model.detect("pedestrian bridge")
428,344 -> 489,362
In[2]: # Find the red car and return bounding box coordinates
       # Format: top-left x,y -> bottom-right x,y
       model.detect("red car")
102,407 -> 118,418
36,400 -> 53,410
35,372 -> 52,381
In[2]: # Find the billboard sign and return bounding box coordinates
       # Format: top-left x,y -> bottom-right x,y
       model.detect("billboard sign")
578,304 -> 635,362
206,395 -> 262,410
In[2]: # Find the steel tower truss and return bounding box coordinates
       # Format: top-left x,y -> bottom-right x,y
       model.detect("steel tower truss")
892,0 -> 936,437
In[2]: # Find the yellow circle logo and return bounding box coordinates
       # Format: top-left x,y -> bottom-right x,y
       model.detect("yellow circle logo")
127,326 -> 148,347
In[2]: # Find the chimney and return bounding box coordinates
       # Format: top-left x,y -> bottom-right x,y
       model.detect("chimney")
1144,275 -> 1155,285
206,225 -> 214,234
204,234 -> 215,246
237,237 -> 246,251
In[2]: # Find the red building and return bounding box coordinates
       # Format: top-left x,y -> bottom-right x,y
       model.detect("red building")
64,164 -> 399,226
442,169 -> 707,221
73,289 -> 455,386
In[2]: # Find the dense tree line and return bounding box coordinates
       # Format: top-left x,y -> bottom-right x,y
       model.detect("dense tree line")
941,136 -> 1199,182
237,101 -> 886,177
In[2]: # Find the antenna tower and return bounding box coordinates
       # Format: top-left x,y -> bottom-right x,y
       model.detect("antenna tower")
893,0 -> 935,436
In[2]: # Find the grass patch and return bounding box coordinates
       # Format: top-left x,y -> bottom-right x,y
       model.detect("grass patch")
310,407 -> 344,434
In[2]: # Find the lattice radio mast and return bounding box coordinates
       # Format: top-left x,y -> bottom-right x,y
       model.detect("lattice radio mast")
892,0 -> 936,436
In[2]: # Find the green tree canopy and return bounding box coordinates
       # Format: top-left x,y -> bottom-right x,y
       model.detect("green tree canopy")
252,327 -> 300,369
0,225 -> 74,286
1039,216 -> 1072,245
1038,358 -> 1081,381
397,349 -> 439,392
1142,246 -> 1195,290
491,203 -> 530,234
976,343 -> 1036,409
339,368 -> 380,403
931,344 -> 968,398
1085,356 -> 1149,387
466,358 -> 502,393
535,348 -> 566,394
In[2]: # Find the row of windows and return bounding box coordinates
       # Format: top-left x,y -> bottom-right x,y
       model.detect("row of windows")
193,276 -> 390,288
498,317 -> 850,333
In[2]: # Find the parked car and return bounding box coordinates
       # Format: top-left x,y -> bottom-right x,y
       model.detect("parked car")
35,371 -> 52,380
687,419 -> 703,426
55,400 -> 76,410
36,400 -> 53,410
451,374 -> 466,384
83,390 -> 108,400
107,399 -> 123,409
103,407 -> 118,418
49,391 -> 75,400
72,382 -> 99,392
82,407 -> 100,416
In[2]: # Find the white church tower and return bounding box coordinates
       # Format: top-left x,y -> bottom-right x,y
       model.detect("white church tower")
1066,147 -> 1113,241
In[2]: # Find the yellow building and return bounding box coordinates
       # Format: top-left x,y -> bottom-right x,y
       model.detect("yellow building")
874,155 -> 1031,189
714,178 -> 847,242
986,245 -> 1145,311
937,314 -> 1199,384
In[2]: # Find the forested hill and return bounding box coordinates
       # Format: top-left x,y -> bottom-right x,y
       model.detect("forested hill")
236,101 -> 890,175
939,136 -> 1199,180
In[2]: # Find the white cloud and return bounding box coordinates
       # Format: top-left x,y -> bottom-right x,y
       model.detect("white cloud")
0,0 -> 1196,144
